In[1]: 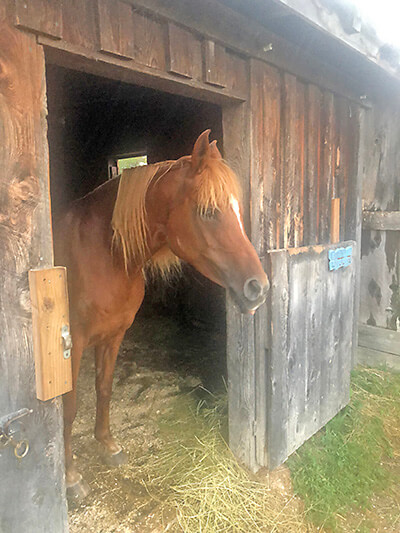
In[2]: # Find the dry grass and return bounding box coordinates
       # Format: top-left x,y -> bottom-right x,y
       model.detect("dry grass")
136,394 -> 315,533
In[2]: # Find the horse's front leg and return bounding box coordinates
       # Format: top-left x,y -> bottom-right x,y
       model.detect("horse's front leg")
63,337 -> 91,501
94,331 -> 127,465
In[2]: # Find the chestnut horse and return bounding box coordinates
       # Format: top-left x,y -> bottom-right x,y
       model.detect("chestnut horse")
54,130 -> 269,498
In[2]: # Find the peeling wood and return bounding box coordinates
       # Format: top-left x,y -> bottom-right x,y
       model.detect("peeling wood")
362,211 -> 400,231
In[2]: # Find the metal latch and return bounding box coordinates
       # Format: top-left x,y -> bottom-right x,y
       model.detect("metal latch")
61,324 -> 72,359
0,408 -> 33,459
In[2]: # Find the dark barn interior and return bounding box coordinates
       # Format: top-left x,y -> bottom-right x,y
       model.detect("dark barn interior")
45,64 -> 227,387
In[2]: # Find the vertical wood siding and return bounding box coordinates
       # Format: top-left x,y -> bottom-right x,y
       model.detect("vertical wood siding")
0,17 -> 67,532
250,61 -> 359,251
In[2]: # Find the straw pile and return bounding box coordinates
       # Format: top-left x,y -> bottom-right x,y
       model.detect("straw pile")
138,394 -> 315,533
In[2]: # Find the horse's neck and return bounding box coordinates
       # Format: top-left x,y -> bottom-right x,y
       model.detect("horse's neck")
85,176 -> 166,272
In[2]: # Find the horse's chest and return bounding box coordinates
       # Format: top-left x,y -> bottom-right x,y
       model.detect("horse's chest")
72,274 -> 145,344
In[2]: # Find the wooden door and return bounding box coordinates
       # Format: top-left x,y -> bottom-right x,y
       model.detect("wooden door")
263,242 -> 356,468
0,16 -> 68,533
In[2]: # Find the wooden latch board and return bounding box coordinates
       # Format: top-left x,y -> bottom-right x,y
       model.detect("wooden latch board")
29,267 -> 73,401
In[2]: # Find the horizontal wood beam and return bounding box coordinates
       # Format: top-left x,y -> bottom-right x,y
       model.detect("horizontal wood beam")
358,324 -> 400,356
362,210 -> 400,231
39,36 -> 246,106
357,346 -> 400,371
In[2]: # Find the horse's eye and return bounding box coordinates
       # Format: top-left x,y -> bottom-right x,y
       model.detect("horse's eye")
199,207 -> 219,220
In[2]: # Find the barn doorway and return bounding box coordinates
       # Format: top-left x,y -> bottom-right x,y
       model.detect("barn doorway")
46,64 -> 229,523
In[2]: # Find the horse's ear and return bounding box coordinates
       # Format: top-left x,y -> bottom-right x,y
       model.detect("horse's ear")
191,129 -> 211,172
209,140 -> 222,160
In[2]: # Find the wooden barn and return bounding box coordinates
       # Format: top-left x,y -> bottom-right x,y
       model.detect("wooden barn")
0,0 -> 399,530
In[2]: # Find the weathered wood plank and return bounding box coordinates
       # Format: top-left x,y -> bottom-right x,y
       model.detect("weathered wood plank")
295,81 -> 306,247
127,0 -> 370,105
318,256 -> 342,426
223,100 -> 257,471
131,10 -> 166,70
362,211 -> 400,231
14,0 -> 62,39
167,22 -> 202,80
267,250 -> 289,468
254,290 -> 269,467
281,73 -> 297,249
359,324 -> 400,356
286,257 -> 308,453
226,304 -> 256,470
0,19 -> 67,532
62,0 -> 98,50
357,346 -> 400,371
344,104 -> 362,241
331,198 -> 341,243
222,100 -> 251,228
225,51 -> 248,99
305,84 -> 322,246
98,0 -> 134,59
266,242 -> 355,467
204,40 -> 227,88
303,253 -> 324,439
40,36 -> 246,106
250,60 -> 281,254
336,245 -> 356,408
345,104 -> 362,367
319,91 -> 336,244
335,96 -> 350,240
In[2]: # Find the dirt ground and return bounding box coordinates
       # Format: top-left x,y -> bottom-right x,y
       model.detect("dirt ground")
66,311 -> 400,533
68,312 -> 231,532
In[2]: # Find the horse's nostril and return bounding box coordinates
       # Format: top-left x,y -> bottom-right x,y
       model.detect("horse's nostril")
243,277 -> 263,302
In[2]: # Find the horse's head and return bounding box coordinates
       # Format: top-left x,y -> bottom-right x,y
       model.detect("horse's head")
161,130 -> 269,314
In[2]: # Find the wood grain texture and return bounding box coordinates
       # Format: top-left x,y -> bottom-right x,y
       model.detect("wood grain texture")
344,105 -> 362,367
281,75 -> 306,248
254,273 -> 269,467
305,84 -> 322,245
98,0 -> 134,59
266,242 -> 355,467
225,51 -> 248,99
362,211 -> 400,231
204,40 -> 227,88
40,35 -> 245,106
167,22 -> 202,80
335,96 -> 349,240
267,249 -> 289,467
319,91 -> 336,244
62,0 -> 98,50
0,19 -> 67,532
357,346 -> 400,371
29,267 -> 72,401
250,60 -> 281,253
295,81 -> 306,247
14,0 -> 62,38
127,0 -> 369,104
223,101 -> 258,471
132,11 -> 166,70
281,73 -> 297,249
359,324 -> 400,356
330,198 -> 341,243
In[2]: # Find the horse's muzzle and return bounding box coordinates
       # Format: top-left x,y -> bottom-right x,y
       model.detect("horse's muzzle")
229,275 -> 270,314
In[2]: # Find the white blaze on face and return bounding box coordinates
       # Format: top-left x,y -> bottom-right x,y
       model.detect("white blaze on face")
230,195 -> 245,236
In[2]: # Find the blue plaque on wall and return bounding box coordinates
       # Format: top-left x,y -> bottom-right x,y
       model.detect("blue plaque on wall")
328,246 -> 352,271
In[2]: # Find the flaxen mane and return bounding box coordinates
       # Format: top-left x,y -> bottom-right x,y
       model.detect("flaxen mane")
111,156 -> 241,278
